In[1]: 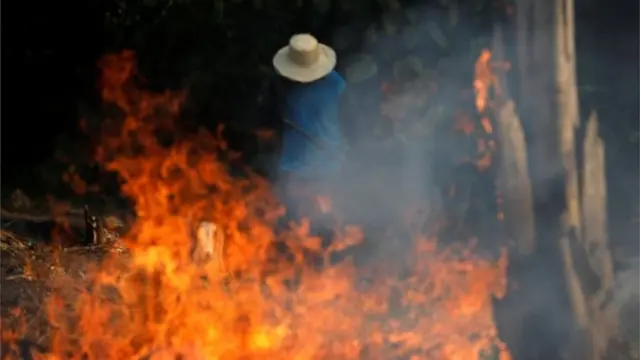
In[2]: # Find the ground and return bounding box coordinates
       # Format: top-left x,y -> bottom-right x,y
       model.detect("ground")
0,228 -> 114,357
0,215 -> 637,359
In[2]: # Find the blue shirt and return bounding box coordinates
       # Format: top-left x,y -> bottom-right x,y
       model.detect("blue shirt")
279,71 -> 346,178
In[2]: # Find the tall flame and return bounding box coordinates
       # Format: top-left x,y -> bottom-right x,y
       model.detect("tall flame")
11,50 -> 511,360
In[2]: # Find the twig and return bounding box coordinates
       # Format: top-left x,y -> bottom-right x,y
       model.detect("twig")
0,229 -> 33,255
5,274 -> 35,281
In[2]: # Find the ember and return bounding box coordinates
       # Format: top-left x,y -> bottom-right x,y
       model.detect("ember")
8,50 -> 511,360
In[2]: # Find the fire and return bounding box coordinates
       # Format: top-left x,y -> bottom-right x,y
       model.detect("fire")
10,50 -> 511,359
473,49 -> 495,114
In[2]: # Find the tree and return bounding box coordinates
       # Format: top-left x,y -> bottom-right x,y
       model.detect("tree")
512,0 -> 616,358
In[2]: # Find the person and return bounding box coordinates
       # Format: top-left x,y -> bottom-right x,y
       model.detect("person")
270,34 -> 348,225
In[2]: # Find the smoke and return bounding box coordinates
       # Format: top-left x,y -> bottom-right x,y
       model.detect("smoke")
258,1 -> 640,357
604,258 -> 640,356
297,4 -> 494,262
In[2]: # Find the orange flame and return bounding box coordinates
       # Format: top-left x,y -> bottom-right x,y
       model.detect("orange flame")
7,51 -> 512,360
473,49 -> 495,114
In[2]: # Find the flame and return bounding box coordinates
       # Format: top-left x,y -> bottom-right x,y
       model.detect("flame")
474,48 -> 510,115
473,49 -> 495,114
7,51 -> 512,360
480,117 -> 493,134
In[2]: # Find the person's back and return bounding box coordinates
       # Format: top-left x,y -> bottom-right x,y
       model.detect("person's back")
279,70 -> 346,178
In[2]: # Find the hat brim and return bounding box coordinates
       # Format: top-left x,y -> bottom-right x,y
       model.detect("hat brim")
272,44 -> 336,83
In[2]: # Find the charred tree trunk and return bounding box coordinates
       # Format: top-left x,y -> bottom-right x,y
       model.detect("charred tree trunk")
553,0 -> 592,340
493,99 -> 535,256
514,0 -> 616,358
489,23 -> 540,359
580,111 -> 617,358
517,0 -> 589,351
491,24 -> 536,256
581,111 -> 614,291
515,8 -> 580,353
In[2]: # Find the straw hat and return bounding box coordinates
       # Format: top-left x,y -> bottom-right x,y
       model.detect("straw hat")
273,34 -> 336,83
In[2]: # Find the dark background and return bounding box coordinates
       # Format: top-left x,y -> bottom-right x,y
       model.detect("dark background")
1,0 -> 496,192
1,2 -> 637,237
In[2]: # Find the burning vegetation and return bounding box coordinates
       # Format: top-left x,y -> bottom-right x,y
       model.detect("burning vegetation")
0,49 -> 513,360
